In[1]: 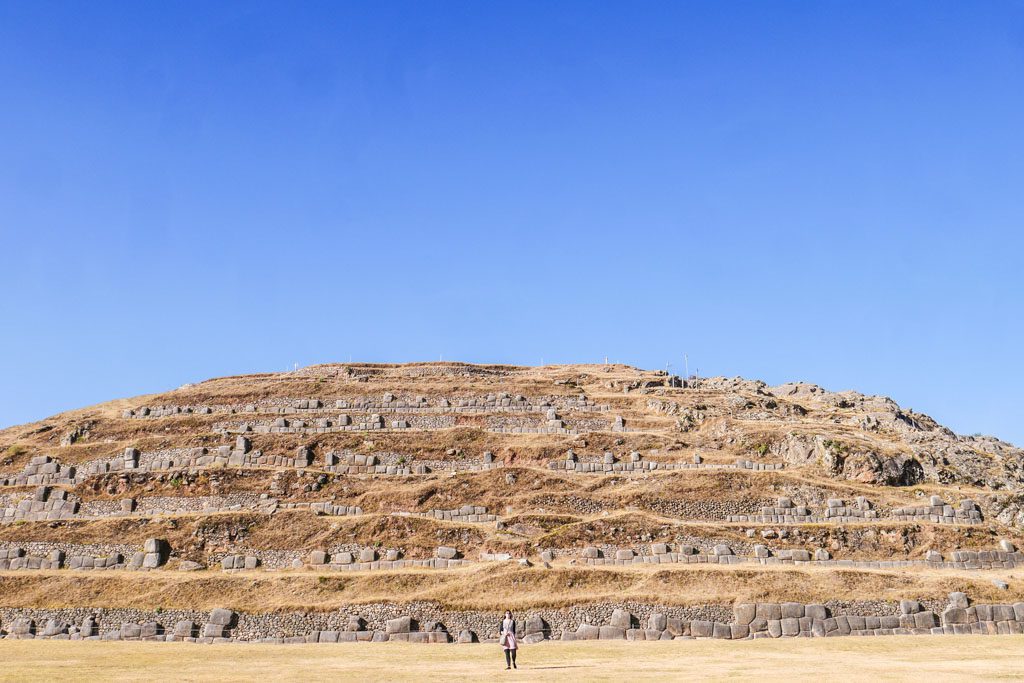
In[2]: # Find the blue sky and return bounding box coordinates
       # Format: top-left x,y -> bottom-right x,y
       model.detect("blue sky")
1,2 -> 1022,444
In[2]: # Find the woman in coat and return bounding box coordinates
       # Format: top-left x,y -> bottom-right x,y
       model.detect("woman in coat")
500,609 -> 518,669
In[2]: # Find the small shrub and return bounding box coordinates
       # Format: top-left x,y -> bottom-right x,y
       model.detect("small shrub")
822,439 -> 849,455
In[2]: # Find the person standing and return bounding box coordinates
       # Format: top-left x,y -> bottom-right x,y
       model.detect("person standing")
500,609 -> 518,670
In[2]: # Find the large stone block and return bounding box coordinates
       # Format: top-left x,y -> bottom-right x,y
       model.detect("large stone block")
781,602 -> 804,619
202,623 -> 224,639
899,600 -> 921,615
209,609 -> 235,626
599,625 -> 626,640
691,620 -> 713,638
173,620 -> 196,638
755,603 -> 782,621
734,603 -> 756,625
993,605 -> 1016,622
525,615 -> 547,636
609,609 -> 633,630
120,623 -> 142,640
386,616 -> 412,634
949,592 -> 970,609
143,538 -> 165,555
942,606 -> 967,625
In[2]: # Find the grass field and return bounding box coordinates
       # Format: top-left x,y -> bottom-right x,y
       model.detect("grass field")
1,636 -> 1022,682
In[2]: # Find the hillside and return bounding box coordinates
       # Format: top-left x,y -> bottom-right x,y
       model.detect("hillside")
0,362 -> 1021,644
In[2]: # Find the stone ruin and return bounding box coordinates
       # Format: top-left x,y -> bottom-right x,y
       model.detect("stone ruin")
3,592 -> 1022,644
550,450 -> 785,474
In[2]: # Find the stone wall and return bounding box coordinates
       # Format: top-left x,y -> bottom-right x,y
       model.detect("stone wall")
1,486 -> 274,525
1,593 -> 1021,643
549,454 -> 784,474
396,506 -> 495,524
125,393 -> 610,420
571,542 -> 1022,571
0,539 -> 167,571
727,496 -> 983,525
892,496 -> 983,524
0,487 -> 78,522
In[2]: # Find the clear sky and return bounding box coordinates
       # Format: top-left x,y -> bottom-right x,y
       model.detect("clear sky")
1,2 -> 1022,444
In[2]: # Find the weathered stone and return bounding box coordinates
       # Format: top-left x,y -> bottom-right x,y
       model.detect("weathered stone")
899,600 -> 921,615
599,625 -> 626,640
173,620 -> 196,638
942,606 -> 967,625
386,616 -> 412,634
781,602 -> 804,619
609,609 -> 633,630
805,604 -> 828,620
734,604 -> 756,625
755,603 -> 782,621
949,592 -> 970,609
691,620 -> 713,638
209,609 -> 235,626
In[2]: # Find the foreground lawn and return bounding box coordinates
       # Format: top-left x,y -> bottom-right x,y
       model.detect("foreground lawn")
1,636 -> 1022,682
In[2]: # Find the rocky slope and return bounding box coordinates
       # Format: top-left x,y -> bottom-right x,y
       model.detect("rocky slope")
0,362 -> 1021,643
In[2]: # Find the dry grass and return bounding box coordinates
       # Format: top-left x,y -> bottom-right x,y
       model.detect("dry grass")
0,562 -> 1020,612
0,636 -> 1022,682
